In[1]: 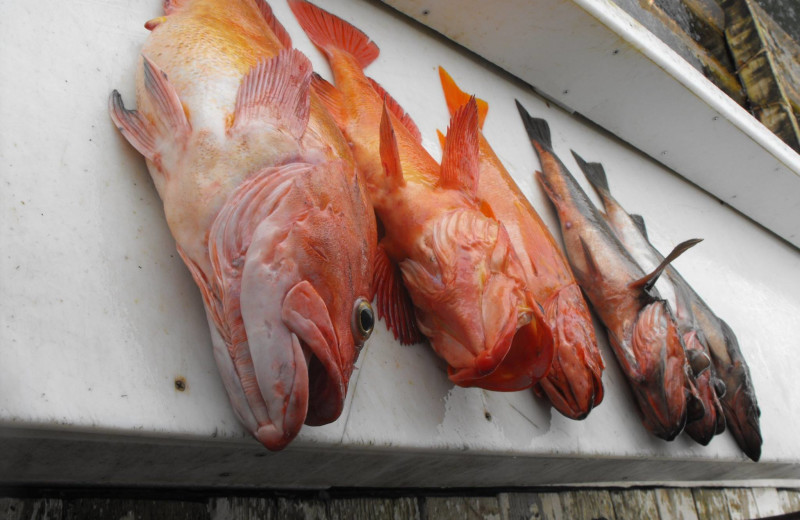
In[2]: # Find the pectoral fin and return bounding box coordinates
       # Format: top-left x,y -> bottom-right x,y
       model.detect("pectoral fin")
373,244 -> 421,345
629,238 -> 702,294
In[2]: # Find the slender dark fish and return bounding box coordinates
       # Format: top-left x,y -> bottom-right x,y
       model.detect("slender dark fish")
575,156 -> 726,447
517,102 -> 698,440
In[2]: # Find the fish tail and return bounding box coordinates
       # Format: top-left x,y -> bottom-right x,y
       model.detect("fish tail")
288,0 -> 379,69
438,67 -> 489,128
572,151 -> 610,197
515,100 -> 552,150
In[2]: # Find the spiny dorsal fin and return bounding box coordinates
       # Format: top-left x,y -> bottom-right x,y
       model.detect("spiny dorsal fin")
254,0 -> 292,48
372,244 -> 422,345
438,66 -> 488,129
630,214 -> 648,238
232,48 -> 311,139
438,96 -> 479,198
142,55 -> 191,137
310,73 -> 345,128
288,0 -> 379,69
367,77 -> 421,143
630,238 -> 702,293
516,100 -> 552,150
379,101 -> 405,191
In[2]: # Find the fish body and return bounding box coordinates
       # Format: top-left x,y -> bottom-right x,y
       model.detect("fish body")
109,0 -> 377,450
517,106 -> 692,440
437,69 -> 603,419
290,1 -> 554,390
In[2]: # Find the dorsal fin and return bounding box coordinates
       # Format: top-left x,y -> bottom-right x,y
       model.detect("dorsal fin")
630,238 -> 702,293
367,77 -> 421,143
310,73 -> 345,128
232,48 -> 311,138
372,245 -> 422,345
254,0 -> 292,48
142,55 -> 191,137
438,97 -> 479,198
379,101 -> 405,191
438,66 -> 488,129
288,0 -> 379,69
630,214 -> 648,238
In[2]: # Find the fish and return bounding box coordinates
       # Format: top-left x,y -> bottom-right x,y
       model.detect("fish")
574,155 -> 723,445
577,158 -> 761,460
289,0 -> 554,390
108,0 -> 377,450
436,68 -> 604,419
517,103 -> 699,440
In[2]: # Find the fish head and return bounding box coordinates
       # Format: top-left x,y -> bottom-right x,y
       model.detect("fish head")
214,161 -> 377,450
399,209 -> 551,389
629,300 -> 688,440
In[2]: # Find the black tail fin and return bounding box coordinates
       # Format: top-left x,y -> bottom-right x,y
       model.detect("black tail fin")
572,151 -> 610,196
515,99 -> 552,150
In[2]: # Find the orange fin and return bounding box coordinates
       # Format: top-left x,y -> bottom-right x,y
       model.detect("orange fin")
233,48 -> 312,139
255,0 -> 292,48
367,77 -> 421,143
629,238 -> 702,293
436,129 -> 445,150
311,73 -> 345,128
438,97 -> 479,198
373,245 -> 421,345
438,67 -> 488,128
141,55 -> 191,137
288,0 -> 379,69
379,101 -> 405,191
108,90 -> 158,163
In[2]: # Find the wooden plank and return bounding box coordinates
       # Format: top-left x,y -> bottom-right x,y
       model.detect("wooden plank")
610,489 -> 659,520
560,490 -> 616,520
423,496 -> 502,520
62,498 -> 209,520
209,497 -> 277,520
501,492 -> 563,520
722,488 -> 758,520
655,488 -> 699,520
0,498 -> 63,520
275,498 -> 329,520
326,497 -> 420,520
750,488 -> 783,517
692,489 -> 731,520
778,488 -> 800,514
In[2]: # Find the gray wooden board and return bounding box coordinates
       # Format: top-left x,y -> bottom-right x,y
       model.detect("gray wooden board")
692,489 -> 732,520
560,489 -> 617,520
751,487 -> 783,517
655,488 -> 700,520
777,488 -> 800,514
326,497 -> 421,520
61,498 -> 210,520
610,489 -> 660,520
208,497 -> 277,520
423,496 -> 502,520
501,491 -> 564,520
0,498 -> 62,520
723,488 -> 759,520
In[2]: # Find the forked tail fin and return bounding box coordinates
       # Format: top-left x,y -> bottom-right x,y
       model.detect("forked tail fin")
516,100 -> 553,150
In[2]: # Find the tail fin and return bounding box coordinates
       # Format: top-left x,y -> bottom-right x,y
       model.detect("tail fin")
572,151 -> 610,196
438,67 -> 488,128
288,0 -> 379,69
515,100 -> 552,150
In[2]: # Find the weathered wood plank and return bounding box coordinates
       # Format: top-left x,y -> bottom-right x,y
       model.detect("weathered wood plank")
692,489 -> 731,520
501,491 -> 563,520
275,498 -> 329,520
560,490 -> 616,520
326,497 -> 420,520
62,498 -> 210,520
654,488 -> 699,520
750,487 -> 783,517
0,498 -> 63,520
778,488 -> 800,514
723,488 -> 758,520
609,489 -> 659,520
423,496 -> 502,520
209,497 -> 277,520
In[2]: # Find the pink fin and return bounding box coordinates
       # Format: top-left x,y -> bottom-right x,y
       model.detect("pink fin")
438,67 -> 488,129
373,245 -> 421,345
367,77 -> 421,143
438,97 -> 479,198
141,55 -> 191,136
288,0 -> 379,69
379,102 -> 405,191
163,0 -> 187,15
233,48 -> 312,139
311,73 -> 345,128
255,0 -> 292,48
108,90 -> 158,163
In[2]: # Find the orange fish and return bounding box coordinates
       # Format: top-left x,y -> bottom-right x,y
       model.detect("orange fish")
437,68 -> 604,419
518,105 -> 700,440
289,0 -> 554,390
108,0 -> 377,450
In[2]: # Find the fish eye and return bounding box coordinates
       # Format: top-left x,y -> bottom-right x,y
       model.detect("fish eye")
352,298 -> 374,342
